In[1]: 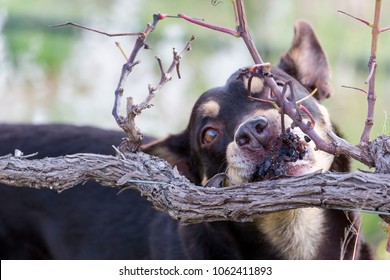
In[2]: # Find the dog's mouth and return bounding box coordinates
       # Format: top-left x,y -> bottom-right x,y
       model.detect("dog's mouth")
222,130 -> 315,187
249,132 -> 311,182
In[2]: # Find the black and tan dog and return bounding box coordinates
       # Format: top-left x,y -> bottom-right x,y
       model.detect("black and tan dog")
0,21 -> 372,259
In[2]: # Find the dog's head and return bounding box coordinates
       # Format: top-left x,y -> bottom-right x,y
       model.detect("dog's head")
144,21 -> 344,186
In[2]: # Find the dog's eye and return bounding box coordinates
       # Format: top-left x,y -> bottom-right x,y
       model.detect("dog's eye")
202,128 -> 218,144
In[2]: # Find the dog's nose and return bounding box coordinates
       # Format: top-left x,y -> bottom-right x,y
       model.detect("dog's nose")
235,116 -> 269,149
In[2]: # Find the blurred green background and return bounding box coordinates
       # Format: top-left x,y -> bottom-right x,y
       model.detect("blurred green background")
0,0 -> 389,259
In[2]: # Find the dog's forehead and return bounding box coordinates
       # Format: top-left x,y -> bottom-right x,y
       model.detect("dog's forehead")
194,85 -> 259,121
193,67 -> 327,126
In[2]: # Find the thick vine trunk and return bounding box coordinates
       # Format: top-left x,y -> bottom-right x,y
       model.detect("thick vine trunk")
0,152 -> 389,224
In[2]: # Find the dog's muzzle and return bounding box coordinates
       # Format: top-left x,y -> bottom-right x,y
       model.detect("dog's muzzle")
227,114 -> 312,183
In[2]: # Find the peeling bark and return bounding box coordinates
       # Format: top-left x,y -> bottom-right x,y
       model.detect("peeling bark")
1,152 -> 389,224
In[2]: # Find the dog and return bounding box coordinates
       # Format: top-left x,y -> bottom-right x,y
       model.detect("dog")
0,20 -> 372,259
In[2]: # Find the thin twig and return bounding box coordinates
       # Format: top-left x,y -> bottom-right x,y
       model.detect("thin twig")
233,0 -> 263,64
115,42 -> 129,60
51,22 -> 143,37
341,85 -> 368,95
136,36 -> 195,114
365,60 -> 377,84
360,0 -> 381,145
352,216 -> 363,260
113,14 -> 163,125
116,35 -> 195,153
337,10 -> 372,27
178,13 -> 240,37
296,88 -> 318,104
338,1 -> 385,147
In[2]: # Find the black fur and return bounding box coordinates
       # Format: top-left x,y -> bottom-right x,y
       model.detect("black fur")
0,124 -> 157,259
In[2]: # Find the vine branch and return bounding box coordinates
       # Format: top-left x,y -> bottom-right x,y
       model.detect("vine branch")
109,14 -> 195,152
53,16 -> 193,152
0,152 -> 389,224
51,22 -> 143,37
338,0 -> 388,147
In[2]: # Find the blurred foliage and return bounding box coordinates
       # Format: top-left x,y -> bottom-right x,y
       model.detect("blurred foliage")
4,25 -> 75,72
1,0 -> 389,259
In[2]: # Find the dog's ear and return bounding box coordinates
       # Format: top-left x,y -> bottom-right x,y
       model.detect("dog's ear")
278,20 -> 332,102
142,131 -> 200,184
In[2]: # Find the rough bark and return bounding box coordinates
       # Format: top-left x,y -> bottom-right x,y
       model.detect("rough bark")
0,152 -> 389,224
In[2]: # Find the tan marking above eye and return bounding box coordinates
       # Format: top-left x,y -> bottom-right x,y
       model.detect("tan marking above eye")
202,128 -> 218,144
198,100 -> 220,118
244,76 -> 264,94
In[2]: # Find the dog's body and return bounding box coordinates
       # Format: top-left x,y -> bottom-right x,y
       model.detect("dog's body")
0,21 -> 372,259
